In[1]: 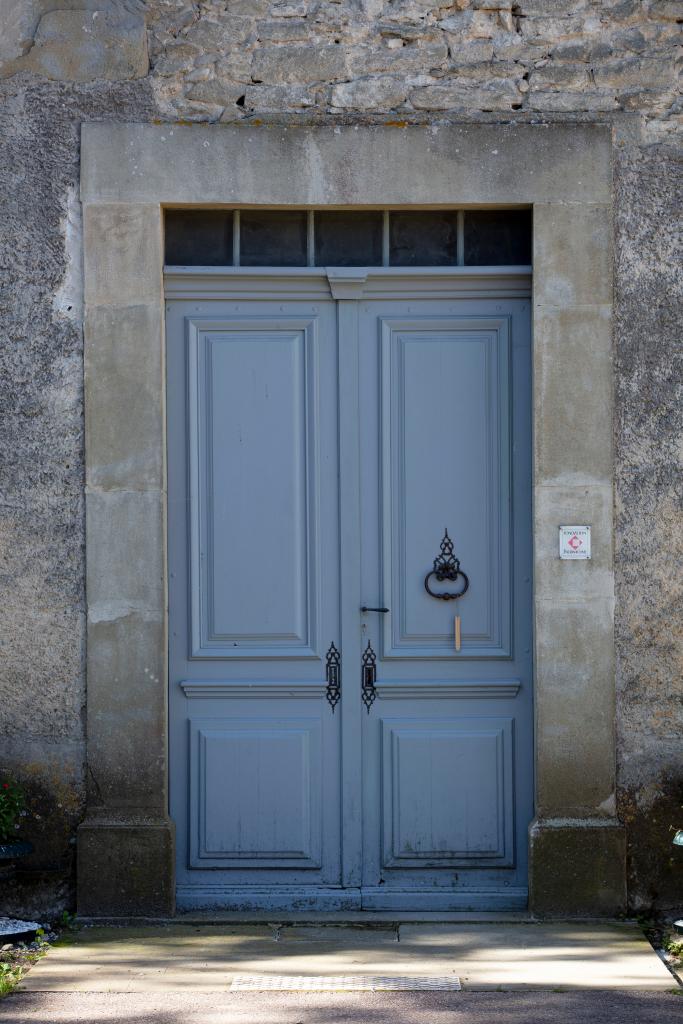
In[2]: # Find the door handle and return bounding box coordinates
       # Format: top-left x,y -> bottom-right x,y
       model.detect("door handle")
325,642 -> 341,711
361,606 -> 389,613
361,641 -> 377,713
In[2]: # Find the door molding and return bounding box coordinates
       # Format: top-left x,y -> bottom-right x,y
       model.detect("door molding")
163,266 -> 533,301
78,124 -> 622,918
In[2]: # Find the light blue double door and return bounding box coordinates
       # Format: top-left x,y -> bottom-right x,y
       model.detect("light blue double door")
167,272 -> 533,911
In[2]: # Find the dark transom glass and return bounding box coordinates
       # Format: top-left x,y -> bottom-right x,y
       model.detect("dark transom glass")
240,210 -> 308,267
165,210 -> 233,266
314,211 -> 383,267
464,210 -> 532,266
390,211 -> 459,266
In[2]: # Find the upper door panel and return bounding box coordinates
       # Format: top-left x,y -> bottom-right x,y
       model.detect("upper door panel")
187,316 -> 324,660
379,316 -> 511,660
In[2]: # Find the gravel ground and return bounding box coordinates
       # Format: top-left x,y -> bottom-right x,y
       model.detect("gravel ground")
1,990 -> 683,1024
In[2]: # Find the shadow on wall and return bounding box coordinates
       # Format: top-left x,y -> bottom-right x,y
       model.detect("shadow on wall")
619,772 -> 683,916
1,764 -> 83,919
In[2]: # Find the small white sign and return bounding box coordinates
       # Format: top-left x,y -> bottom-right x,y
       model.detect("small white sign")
559,525 -> 591,560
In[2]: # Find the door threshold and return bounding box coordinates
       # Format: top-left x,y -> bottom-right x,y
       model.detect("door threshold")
178,910 -> 535,924
80,910 -> 535,926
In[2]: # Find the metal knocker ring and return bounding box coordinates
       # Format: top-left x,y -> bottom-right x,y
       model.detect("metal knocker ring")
424,528 -> 470,602
424,567 -> 469,601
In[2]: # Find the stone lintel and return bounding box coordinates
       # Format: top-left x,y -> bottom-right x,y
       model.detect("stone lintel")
81,123 -> 612,207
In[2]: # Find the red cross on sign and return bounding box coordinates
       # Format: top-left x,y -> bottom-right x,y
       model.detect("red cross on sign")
559,525 -> 591,560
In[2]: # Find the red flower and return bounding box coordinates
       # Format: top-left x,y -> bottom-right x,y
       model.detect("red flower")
2,783 -> 9,789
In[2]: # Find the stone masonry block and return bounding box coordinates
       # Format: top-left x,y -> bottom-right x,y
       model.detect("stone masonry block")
85,304 -> 164,492
78,820 -> 175,917
86,489 -> 164,623
84,204 -> 163,306
535,599 -> 616,818
24,9 -> 148,83
81,124 -> 613,207
332,75 -> 408,110
86,615 -> 167,814
252,44 -> 347,84
533,305 -> 613,486
529,820 -> 627,917
410,79 -> 522,110
534,204 -> 613,309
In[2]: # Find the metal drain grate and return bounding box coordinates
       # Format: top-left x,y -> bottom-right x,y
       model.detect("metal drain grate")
229,974 -> 461,991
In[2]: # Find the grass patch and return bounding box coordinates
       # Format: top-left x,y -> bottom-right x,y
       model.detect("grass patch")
0,930 -> 51,1000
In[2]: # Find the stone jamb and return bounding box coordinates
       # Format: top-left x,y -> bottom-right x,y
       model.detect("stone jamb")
78,123 -> 622,917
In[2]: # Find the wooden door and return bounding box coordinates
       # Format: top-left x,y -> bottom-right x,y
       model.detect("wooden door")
167,298 -> 352,910
357,295 -> 533,910
167,274 -> 532,911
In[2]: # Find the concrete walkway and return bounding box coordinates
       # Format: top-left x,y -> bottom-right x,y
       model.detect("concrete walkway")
1,922 -> 679,1023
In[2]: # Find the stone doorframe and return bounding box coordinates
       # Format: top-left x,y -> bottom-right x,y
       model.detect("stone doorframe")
78,123 -> 623,918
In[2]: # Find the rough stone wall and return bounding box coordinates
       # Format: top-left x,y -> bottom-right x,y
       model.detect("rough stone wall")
614,142 -> 683,914
0,76 -> 158,916
0,0 -> 680,915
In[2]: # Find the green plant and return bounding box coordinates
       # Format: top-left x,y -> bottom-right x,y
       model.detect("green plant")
59,911 -> 79,932
0,934 -> 51,1000
663,937 -> 683,960
0,779 -> 26,843
0,961 -> 24,998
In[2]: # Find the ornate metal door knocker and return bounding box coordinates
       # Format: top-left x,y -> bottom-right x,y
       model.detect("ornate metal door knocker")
424,528 -> 470,601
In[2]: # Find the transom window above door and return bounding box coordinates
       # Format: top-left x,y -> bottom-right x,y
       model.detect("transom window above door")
164,208 -> 532,268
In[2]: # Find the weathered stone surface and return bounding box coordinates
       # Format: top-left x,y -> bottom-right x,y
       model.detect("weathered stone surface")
77,820 -> 175,917
0,75 -> 157,916
257,17 -> 311,42
83,204 -> 162,306
185,77 -> 245,107
331,75 -> 408,110
84,304 -> 164,491
251,44 -> 348,84
80,124 -> 612,207
410,79 -> 522,109
528,90 -> 619,112
529,820 -> 627,917
0,0 -> 43,66
243,83 -> 313,111
349,38 -> 449,75
185,16 -> 254,50
534,598 -> 616,817
613,143 -> 683,914
22,10 -> 149,83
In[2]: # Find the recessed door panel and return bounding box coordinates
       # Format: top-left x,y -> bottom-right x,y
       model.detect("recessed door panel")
381,716 -> 514,868
380,318 -> 510,659
190,716 -> 322,868
188,319 -> 320,659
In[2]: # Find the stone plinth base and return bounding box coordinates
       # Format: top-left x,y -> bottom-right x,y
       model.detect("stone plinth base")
77,818 -> 175,917
529,818 -> 626,918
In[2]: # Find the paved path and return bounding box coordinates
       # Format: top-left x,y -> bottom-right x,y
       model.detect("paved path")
1,923 -> 679,1023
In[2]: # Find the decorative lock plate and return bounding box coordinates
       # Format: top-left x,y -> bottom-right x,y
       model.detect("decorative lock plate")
325,642 -> 341,711
361,640 -> 377,713
424,528 -> 469,601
